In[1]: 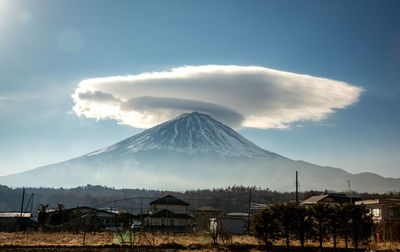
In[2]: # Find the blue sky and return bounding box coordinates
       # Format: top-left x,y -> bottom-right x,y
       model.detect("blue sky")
0,0 -> 399,178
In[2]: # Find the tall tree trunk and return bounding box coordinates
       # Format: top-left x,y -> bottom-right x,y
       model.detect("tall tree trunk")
300,237 -> 305,252
354,235 -> 359,251
333,232 -> 337,252
286,232 -> 290,249
319,222 -> 323,250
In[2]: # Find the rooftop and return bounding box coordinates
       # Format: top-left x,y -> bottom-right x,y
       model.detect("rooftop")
0,212 -> 32,218
194,206 -> 221,212
301,194 -> 360,205
149,194 -> 190,206
355,198 -> 400,205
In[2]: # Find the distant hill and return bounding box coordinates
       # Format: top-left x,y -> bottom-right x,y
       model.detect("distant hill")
0,184 -> 301,213
0,112 -> 399,193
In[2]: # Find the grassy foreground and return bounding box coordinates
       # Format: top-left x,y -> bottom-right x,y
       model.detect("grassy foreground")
0,231 -> 399,251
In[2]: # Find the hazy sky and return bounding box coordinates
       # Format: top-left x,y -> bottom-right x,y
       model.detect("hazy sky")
0,0 -> 399,178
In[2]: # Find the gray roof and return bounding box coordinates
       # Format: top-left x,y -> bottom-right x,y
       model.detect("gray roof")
0,212 -> 32,218
226,212 -> 249,217
355,198 -> 400,206
65,206 -> 118,216
301,194 -> 360,205
250,202 -> 268,210
301,195 -> 329,205
194,206 -> 221,212
150,194 -> 190,206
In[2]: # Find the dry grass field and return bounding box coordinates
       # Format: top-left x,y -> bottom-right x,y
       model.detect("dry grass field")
1,231 -> 400,251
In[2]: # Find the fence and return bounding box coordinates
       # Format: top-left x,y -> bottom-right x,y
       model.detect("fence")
92,196 -> 257,216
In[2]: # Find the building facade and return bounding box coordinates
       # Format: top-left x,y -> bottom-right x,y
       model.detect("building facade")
147,194 -> 192,231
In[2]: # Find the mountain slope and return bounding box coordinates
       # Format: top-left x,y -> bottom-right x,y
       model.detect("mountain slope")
86,112 -> 277,158
0,112 -> 399,193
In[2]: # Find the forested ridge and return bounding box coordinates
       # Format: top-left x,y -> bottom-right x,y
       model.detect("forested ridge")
0,184 -> 395,214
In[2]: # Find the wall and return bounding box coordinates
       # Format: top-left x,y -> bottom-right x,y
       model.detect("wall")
152,204 -> 187,214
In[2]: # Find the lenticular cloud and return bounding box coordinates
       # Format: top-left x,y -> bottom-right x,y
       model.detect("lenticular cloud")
72,65 -> 363,129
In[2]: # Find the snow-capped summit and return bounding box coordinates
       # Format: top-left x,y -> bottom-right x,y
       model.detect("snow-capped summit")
88,112 -> 275,158
2,112 -> 400,193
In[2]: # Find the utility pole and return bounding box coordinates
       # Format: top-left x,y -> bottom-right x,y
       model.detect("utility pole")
348,180 -> 352,204
19,188 -> 25,230
114,200 -> 117,229
20,188 -> 25,217
296,171 -> 299,204
140,197 -> 143,225
248,188 -> 252,231
140,197 -> 143,215
30,193 -> 34,213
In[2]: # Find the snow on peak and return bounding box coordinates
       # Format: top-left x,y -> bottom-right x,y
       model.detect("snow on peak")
88,112 -> 274,158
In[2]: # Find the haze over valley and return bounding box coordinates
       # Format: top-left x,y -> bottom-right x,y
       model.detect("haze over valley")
1,112 -> 398,193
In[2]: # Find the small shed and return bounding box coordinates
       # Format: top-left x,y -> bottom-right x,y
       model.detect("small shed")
210,214 -> 246,235
220,216 -> 246,235
193,206 -> 222,230
0,212 -> 35,231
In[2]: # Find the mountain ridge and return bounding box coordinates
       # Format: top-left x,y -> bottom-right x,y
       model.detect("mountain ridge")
0,112 -> 399,193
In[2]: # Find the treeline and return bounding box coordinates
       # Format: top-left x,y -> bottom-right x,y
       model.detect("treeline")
253,203 -> 372,251
182,185 -> 305,203
0,184 -> 313,211
1,184 -> 309,212
0,184 -> 160,212
1,183 -> 399,214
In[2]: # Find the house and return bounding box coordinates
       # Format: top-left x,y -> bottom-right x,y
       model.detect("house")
147,194 -> 192,231
0,212 -> 35,231
149,194 -> 190,214
193,206 -> 222,230
65,206 -> 119,230
42,206 -> 120,230
355,199 -> 400,222
355,198 -> 400,241
301,193 -> 360,206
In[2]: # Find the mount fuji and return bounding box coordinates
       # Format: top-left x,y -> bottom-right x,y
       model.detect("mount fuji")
1,112 -> 399,193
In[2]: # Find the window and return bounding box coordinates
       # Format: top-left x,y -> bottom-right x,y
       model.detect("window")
161,219 -> 165,225
170,219 -> 174,226
372,208 -> 382,221
153,205 -> 157,211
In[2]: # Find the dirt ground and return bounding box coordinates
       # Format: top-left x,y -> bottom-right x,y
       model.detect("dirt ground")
0,231 -> 399,251
0,231 -> 258,247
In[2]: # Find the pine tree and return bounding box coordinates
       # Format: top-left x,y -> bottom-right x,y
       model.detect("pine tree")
309,203 -> 330,250
252,207 -> 279,249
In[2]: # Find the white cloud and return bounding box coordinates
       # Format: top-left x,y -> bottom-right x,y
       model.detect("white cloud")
72,65 -> 363,129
